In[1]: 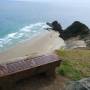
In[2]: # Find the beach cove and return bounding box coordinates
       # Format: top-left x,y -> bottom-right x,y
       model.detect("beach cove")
0,30 -> 65,64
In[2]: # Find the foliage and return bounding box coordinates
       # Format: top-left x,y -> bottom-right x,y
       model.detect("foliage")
56,49 -> 90,80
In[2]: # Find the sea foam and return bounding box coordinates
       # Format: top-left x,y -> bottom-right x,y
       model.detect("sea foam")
0,22 -> 49,52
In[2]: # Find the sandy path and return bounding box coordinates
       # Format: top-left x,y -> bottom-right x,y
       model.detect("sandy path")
15,74 -> 69,90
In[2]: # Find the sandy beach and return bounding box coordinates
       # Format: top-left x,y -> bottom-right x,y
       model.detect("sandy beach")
0,30 -> 65,64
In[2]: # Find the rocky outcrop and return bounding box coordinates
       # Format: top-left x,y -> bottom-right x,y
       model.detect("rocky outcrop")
63,21 -> 89,40
46,21 -> 90,48
46,21 -> 63,33
46,21 -> 90,40
65,78 -> 90,90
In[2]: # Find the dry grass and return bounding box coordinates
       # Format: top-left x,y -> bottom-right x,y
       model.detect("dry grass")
56,49 -> 90,80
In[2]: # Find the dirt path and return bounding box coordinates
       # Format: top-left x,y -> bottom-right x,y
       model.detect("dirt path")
15,74 -> 69,90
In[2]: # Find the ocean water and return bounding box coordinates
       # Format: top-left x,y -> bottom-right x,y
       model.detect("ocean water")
0,1 -> 90,52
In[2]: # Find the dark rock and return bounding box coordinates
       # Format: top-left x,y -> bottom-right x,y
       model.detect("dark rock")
64,21 -> 90,40
46,21 -> 63,33
46,21 -> 90,40
65,78 -> 90,90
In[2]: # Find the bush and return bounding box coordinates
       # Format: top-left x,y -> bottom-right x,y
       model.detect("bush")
57,60 -> 82,80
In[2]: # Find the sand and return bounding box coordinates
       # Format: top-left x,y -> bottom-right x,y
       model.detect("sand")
0,30 -> 65,64
65,37 -> 86,49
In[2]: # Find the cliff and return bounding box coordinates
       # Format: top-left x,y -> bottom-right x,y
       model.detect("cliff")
46,21 -> 90,49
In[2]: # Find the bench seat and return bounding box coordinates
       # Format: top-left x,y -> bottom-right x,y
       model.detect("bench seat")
0,54 -> 61,90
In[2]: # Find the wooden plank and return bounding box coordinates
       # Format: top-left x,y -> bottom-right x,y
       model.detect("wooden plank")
0,54 -> 61,90
0,55 -> 61,77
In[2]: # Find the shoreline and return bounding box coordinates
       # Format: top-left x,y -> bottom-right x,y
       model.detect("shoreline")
0,30 -> 46,53
0,30 -> 65,64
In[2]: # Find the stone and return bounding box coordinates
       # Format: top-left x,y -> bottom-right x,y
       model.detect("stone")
65,78 -> 90,90
46,21 -> 90,40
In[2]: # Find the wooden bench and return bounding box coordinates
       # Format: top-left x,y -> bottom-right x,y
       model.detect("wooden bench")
0,54 -> 61,90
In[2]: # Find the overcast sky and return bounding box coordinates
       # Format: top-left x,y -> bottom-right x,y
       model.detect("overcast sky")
10,0 -> 90,6
1,0 -> 90,8
11,0 -> 90,3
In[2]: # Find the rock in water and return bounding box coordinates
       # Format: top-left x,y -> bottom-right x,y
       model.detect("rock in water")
65,78 -> 90,90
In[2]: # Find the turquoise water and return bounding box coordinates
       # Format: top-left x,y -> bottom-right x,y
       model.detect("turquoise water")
0,1 -> 90,52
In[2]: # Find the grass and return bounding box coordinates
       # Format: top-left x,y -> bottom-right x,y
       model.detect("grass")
56,49 -> 90,80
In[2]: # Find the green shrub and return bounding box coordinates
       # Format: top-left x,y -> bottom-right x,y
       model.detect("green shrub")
57,60 -> 82,80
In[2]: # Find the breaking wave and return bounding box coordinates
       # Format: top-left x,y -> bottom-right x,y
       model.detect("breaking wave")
0,22 -> 50,52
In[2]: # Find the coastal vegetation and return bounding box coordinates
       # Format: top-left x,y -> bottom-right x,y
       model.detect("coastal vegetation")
56,49 -> 90,80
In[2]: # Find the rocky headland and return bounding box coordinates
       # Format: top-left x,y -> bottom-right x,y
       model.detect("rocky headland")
47,21 -> 90,49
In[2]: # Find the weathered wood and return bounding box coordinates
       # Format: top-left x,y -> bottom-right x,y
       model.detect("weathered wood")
0,54 -> 61,90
